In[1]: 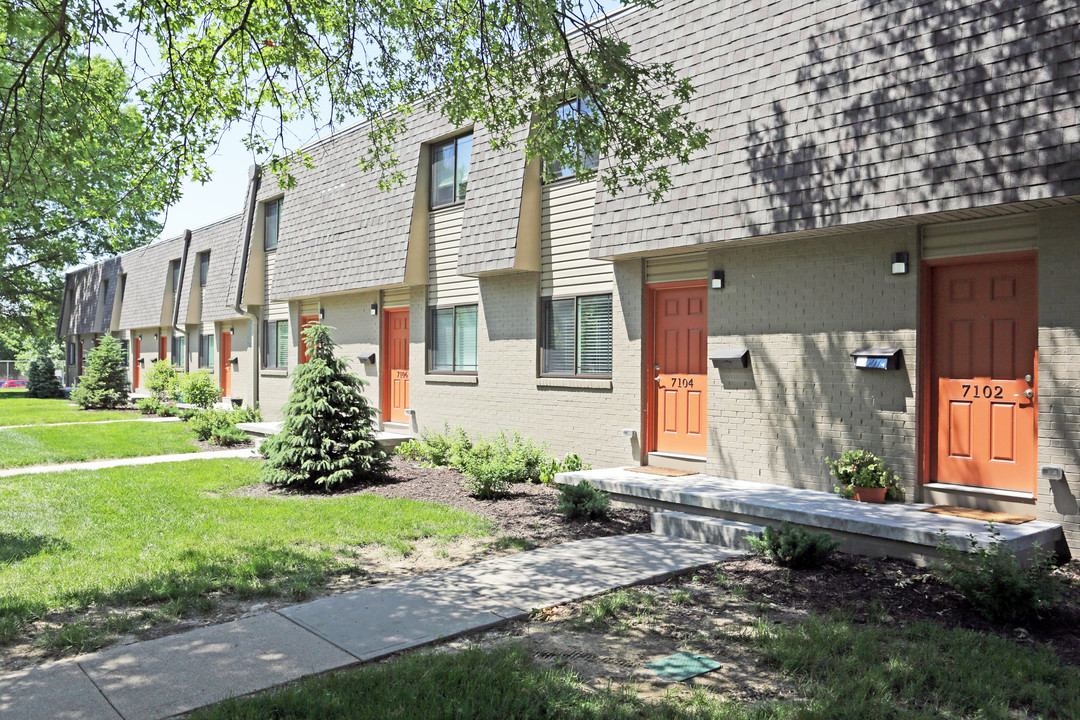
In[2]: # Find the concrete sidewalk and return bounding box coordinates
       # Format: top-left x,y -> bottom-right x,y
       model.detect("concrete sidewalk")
0,448 -> 258,478
0,417 -> 182,430
0,534 -> 740,720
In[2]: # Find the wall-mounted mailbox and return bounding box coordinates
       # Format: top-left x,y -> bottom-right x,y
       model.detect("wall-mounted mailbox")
851,347 -> 902,370
710,348 -> 750,369
229,356 -> 240,364
357,352 -> 376,364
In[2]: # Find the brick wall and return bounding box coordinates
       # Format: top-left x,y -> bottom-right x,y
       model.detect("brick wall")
1036,205 -> 1080,549
704,228 -> 920,495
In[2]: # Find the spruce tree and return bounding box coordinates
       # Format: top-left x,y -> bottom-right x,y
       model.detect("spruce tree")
26,356 -> 66,398
70,335 -> 129,408
261,323 -> 389,490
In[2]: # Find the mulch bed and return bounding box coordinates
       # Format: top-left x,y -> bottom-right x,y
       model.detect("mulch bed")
705,554 -> 1080,667
232,456 -> 651,544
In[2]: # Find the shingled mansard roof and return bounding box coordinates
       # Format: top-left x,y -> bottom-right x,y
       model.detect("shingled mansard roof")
176,215 -> 245,323
589,0 -> 1080,258
115,235 -> 185,330
62,257 -> 120,335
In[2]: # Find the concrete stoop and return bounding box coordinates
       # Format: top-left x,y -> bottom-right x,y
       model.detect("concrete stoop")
558,468 -> 1068,566
651,511 -> 763,551
235,421 -> 412,451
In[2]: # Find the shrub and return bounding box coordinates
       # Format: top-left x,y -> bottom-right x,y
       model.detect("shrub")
748,522 -> 841,570
70,336 -> 129,409
135,397 -> 162,415
556,480 -> 611,520
175,370 -> 221,409
143,360 -> 179,402
26,357 -> 66,398
457,431 -> 550,498
209,425 -> 250,447
934,523 -> 1063,623
176,406 -> 200,421
189,408 -> 234,441
231,404 -> 262,424
395,425 -> 469,467
539,452 -> 592,485
261,323 -> 389,490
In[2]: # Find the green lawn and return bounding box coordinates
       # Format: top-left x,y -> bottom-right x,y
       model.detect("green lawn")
190,618 -> 1080,720
0,391 -> 135,426
0,421 -> 201,468
0,458 -> 492,650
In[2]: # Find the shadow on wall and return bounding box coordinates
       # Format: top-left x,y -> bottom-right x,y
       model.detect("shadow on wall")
710,332 -> 914,494
742,0 -> 1078,235
1041,329 -> 1080,515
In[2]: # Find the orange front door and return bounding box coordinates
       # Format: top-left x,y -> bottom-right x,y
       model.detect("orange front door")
77,341 -> 83,377
383,308 -> 410,424
299,314 -> 320,364
649,282 -> 708,456
220,331 -> 232,397
159,335 -> 168,363
132,337 -> 141,388
930,255 -> 1037,492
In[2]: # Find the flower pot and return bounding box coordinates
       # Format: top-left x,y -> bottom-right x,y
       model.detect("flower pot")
852,486 -> 887,503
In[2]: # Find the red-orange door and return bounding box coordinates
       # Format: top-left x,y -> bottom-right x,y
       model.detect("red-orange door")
132,337 -> 141,388
220,331 -> 232,397
383,308 -> 410,423
159,335 -> 168,363
299,314 -> 320,364
930,255 -> 1037,492
649,282 -> 708,456
77,341 -> 83,377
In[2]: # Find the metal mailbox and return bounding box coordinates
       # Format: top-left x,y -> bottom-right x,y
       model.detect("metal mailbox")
850,347 -> 902,370
710,348 -> 750,369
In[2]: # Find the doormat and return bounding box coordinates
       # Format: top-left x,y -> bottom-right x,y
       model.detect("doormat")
628,466 -> 696,477
645,651 -> 722,682
920,505 -> 1036,525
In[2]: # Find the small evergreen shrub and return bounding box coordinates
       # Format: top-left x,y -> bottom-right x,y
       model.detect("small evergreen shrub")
70,336 -> 129,409
261,324 -> 389,490
143,360 -> 179,401
26,357 -> 66,398
556,480 -> 611,520
209,425 -> 250,447
934,523 -> 1063,623
748,522 -> 841,569
175,370 -> 221,409
136,397 -> 162,415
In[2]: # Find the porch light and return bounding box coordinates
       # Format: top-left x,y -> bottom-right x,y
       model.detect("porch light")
711,270 -> 725,290
891,252 -> 909,275
320,308 -> 326,319
370,303 -> 379,316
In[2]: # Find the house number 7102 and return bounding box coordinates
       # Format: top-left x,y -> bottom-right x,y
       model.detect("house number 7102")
962,384 -> 1003,399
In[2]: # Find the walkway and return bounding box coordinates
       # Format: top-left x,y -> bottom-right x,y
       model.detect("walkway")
0,417 -> 181,430
0,534 -> 737,720
0,448 -> 258,478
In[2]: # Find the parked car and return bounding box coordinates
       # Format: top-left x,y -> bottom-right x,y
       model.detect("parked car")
1,379 -> 28,388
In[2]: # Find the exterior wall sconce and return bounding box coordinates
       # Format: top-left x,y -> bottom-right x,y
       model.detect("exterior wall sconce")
891,251 -> 909,275
711,270 -> 725,290
320,308 -> 326,320
370,303 -> 379,316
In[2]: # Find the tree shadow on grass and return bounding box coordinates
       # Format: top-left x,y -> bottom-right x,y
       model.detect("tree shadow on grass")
0,532 -> 71,563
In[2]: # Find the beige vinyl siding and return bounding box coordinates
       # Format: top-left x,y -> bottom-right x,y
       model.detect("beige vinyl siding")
541,180 -> 611,296
266,301 -> 290,322
427,206 -> 478,305
382,287 -> 411,308
921,215 -> 1038,260
264,250 -> 276,306
300,299 -> 320,315
646,252 -> 709,284
200,321 -> 215,335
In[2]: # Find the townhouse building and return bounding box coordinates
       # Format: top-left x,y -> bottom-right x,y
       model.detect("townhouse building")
59,0 -> 1080,551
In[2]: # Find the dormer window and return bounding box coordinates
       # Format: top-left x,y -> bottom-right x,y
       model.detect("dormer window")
544,98 -> 600,182
430,133 -> 473,208
264,199 -> 281,251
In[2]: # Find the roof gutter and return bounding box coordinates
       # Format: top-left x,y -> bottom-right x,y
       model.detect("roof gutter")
232,164 -> 263,406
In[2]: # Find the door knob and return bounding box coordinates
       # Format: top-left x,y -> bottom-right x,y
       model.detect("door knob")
1015,389 -> 1034,399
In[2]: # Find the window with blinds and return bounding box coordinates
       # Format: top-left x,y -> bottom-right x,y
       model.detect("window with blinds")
429,304 -> 478,373
198,333 -> 215,368
541,293 -> 612,376
264,320 -> 288,369
171,335 -> 186,368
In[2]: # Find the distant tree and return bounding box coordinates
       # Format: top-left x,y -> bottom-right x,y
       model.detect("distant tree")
26,357 -> 66,398
262,323 -> 389,491
70,336 -> 129,408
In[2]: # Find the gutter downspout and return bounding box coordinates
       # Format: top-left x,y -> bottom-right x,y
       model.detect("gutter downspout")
231,164 -> 263,407
172,229 -> 192,371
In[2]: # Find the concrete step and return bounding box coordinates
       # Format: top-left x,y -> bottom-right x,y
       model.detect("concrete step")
236,421 -> 411,451
556,467 -> 1069,566
651,511 -> 762,550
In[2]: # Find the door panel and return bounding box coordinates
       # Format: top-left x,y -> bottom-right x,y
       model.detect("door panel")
299,314 -> 320,364
220,331 -> 232,397
930,257 -> 1037,492
133,337 -> 141,389
383,308 -> 410,424
159,335 -> 168,363
650,283 -> 708,456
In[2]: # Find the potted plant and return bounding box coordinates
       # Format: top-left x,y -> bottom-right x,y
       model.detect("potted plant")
826,450 -> 900,503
